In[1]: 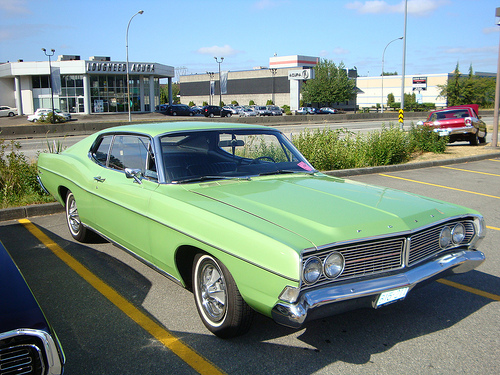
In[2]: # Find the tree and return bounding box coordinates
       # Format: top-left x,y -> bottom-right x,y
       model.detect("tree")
438,63 -> 496,107
302,59 -> 356,105
160,83 -> 180,104
387,93 -> 395,108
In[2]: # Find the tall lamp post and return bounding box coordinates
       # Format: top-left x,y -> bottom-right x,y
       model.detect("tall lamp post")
269,68 -> 277,105
41,48 -> 55,124
126,10 -> 144,122
381,37 -> 403,113
491,7 -> 500,149
206,72 -> 215,105
214,57 -> 224,106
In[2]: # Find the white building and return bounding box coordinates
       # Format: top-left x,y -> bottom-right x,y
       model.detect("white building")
0,55 -> 174,115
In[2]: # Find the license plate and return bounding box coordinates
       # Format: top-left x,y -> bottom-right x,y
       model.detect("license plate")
376,287 -> 409,307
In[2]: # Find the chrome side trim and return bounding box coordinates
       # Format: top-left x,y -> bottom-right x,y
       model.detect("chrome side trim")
272,249 -> 485,328
0,328 -> 65,375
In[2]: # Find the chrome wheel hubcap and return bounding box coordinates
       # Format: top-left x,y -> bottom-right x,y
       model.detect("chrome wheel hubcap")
199,263 -> 226,322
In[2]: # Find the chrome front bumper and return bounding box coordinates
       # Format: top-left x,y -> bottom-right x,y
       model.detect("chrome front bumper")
271,249 -> 485,328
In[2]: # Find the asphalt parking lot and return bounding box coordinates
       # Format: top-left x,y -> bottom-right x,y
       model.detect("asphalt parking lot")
1,157 -> 499,374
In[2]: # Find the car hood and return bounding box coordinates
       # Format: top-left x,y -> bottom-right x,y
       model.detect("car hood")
0,242 -> 50,334
185,174 -> 472,249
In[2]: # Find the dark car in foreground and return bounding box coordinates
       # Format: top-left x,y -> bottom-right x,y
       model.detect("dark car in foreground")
417,104 -> 487,145
0,241 -> 65,374
201,105 -> 232,117
38,122 -> 486,338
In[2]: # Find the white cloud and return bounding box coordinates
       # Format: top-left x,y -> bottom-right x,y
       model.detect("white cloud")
252,0 -> 289,10
444,46 -> 497,55
345,0 -> 449,17
483,26 -> 500,35
0,0 -> 31,15
333,47 -> 350,55
196,45 -> 241,57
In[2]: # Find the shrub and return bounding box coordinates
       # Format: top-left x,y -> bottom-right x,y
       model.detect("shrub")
409,124 -> 448,153
0,139 -> 52,208
249,100 -> 255,106
188,101 -> 195,107
266,100 -> 274,105
37,112 -> 67,124
293,123 -> 448,171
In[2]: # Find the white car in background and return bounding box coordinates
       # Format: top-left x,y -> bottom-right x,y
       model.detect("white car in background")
27,108 -> 71,122
0,106 -> 18,117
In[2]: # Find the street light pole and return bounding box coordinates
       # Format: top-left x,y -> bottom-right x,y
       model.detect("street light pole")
269,68 -> 277,105
126,10 -> 144,122
491,7 -> 500,149
381,37 -> 403,113
41,48 -> 55,124
214,57 -> 224,106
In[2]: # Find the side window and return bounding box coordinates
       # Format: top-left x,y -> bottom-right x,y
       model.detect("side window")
108,135 -> 155,177
93,136 -> 113,166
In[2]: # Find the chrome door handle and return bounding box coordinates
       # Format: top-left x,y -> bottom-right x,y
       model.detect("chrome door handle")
94,176 -> 106,183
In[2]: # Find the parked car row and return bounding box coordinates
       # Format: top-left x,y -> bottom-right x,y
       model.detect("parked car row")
27,108 -> 72,122
223,105 -> 284,117
296,107 -> 338,115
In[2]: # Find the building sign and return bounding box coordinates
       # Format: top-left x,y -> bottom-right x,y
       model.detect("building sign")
412,76 -> 427,91
288,69 -> 315,80
86,62 -> 156,74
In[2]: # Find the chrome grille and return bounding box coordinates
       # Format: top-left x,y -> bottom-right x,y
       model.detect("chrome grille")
408,221 -> 475,265
303,237 -> 405,289
0,345 -> 44,375
301,218 -> 477,290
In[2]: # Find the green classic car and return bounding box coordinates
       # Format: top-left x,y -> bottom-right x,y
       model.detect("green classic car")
37,122 -> 486,338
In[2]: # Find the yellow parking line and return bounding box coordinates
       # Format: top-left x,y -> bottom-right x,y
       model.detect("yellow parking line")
19,219 -> 225,375
379,174 -> 500,199
440,166 -> 500,177
437,279 -> 500,301
487,226 -> 500,231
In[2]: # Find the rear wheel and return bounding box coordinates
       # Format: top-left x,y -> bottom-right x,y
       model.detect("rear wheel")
469,132 -> 479,146
65,191 -> 92,242
192,254 -> 253,338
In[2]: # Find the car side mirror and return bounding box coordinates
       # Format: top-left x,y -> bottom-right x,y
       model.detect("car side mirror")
125,168 -> 143,184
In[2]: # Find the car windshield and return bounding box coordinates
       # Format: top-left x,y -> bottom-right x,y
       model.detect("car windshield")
160,129 -> 315,183
429,109 -> 469,121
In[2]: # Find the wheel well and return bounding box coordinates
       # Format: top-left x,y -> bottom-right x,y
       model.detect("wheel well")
175,245 -> 206,292
58,186 -> 70,206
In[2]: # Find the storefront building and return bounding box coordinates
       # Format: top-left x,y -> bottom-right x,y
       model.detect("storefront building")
0,55 -> 174,115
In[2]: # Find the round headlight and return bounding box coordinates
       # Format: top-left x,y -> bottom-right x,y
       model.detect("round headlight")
324,252 -> 345,279
439,226 -> 452,249
303,257 -> 322,284
451,223 -> 466,244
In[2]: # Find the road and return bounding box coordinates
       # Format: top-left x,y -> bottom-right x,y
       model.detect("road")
1,157 -> 499,374
14,116 -> 495,161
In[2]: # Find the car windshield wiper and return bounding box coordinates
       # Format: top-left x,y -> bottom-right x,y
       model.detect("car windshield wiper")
173,175 -> 251,184
258,170 -> 316,176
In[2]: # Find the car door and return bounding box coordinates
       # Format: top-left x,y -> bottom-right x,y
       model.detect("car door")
90,133 -> 158,261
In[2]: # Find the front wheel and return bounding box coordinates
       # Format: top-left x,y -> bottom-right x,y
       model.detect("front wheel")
192,254 -> 253,338
65,191 -> 92,242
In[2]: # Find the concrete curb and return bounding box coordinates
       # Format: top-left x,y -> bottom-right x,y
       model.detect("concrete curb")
1,151 -> 498,223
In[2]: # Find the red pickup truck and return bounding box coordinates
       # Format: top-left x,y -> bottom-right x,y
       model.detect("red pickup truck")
418,104 -> 487,145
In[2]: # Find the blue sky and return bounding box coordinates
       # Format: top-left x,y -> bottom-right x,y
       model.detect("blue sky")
1,0 -> 499,79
